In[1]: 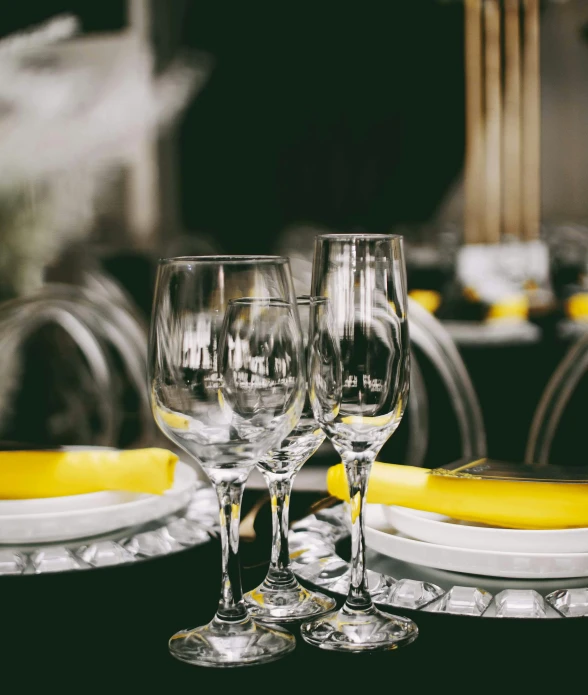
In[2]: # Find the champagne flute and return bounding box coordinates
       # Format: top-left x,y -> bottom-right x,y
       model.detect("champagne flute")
149,256 -> 305,668
301,234 -> 419,651
244,296 -> 337,622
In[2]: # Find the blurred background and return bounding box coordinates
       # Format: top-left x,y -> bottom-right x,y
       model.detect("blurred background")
2,0 -> 588,478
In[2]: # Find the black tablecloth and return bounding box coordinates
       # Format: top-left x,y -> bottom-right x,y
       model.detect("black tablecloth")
0,491 -> 580,690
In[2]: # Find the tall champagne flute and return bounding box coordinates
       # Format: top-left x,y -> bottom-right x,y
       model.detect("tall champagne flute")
149,256 -> 305,668
244,296 -> 337,622
301,234 -> 419,651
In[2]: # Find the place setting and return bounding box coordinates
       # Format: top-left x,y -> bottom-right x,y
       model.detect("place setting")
1,223 -> 588,676
0,444 -> 218,573
8,5 -> 588,689
147,232 -> 588,664
292,456 -> 588,620
4,230 -> 588,671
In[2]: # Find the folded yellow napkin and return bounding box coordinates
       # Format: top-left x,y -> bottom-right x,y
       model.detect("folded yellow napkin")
0,448 -> 178,499
327,462 -> 588,530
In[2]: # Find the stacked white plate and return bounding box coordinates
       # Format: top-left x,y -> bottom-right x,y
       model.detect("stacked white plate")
365,504 -> 588,579
0,457 -> 197,545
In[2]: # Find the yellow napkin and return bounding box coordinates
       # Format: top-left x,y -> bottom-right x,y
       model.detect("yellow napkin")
486,294 -> 529,321
327,462 -> 588,530
409,289 -> 441,315
0,448 -> 178,499
566,293 -> 588,322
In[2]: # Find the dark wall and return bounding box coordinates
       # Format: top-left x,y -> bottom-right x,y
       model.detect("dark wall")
0,2 -> 126,36
179,2 -> 465,253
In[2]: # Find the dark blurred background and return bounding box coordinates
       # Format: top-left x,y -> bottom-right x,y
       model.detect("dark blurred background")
2,1 -> 588,471
0,1 -> 465,252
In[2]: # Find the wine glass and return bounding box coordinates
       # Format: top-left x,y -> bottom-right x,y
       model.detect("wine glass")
149,256 -> 305,668
244,296 -> 337,622
301,234 -> 419,651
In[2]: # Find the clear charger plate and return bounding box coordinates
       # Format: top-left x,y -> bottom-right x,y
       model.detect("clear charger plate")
0,482 -> 218,576
290,503 -> 588,619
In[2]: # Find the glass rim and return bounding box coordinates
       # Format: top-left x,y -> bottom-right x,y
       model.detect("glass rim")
314,233 -> 402,242
227,297 -> 293,307
296,295 -> 328,305
157,255 -> 289,266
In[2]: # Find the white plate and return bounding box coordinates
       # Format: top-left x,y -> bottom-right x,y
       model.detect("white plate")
383,506 -> 588,554
0,461 -> 197,545
0,489 -> 152,516
365,505 -> 588,579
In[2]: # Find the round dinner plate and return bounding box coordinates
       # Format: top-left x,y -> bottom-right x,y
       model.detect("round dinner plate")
365,504 -> 588,579
382,505 -> 588,554
0,461 -> 197,545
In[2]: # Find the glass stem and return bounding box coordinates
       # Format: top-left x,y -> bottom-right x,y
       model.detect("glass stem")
212,473 -> 249,623
263,473 -> 297,588
343,453 -> 375,612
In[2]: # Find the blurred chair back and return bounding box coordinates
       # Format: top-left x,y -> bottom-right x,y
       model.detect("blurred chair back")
525,331 -> 588,465
408,298 -> 487,466
405,349 -> 429,468
0,282 -> 153,448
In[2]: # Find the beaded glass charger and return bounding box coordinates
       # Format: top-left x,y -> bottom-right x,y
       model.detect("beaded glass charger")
290,503 -> 588,619
0,480 -> 217,575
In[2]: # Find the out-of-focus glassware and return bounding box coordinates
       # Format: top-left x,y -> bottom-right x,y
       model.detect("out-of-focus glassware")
0,282 -> 152,448
244,296 -> 337,622
150,256 -> 305,668
408,297 -> 487,463
526,326 -> 588,466
301,233 -> 418,652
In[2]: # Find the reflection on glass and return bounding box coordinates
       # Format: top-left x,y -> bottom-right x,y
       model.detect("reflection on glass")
244,296 -> 337,622
301,234 -> 418,652
150,256 -> 305,668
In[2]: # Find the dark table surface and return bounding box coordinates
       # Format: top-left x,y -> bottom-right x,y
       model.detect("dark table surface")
0,490 -> 583,691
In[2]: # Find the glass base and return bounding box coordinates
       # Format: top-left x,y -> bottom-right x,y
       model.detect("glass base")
245,580 -> 337,623
169,616 -> 296,668
300,604 -> 418,653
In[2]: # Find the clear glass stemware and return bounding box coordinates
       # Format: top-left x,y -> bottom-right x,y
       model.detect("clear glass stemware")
244,296 -> 337,622
301,234 -> 419,652
149,256 -> 305,667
